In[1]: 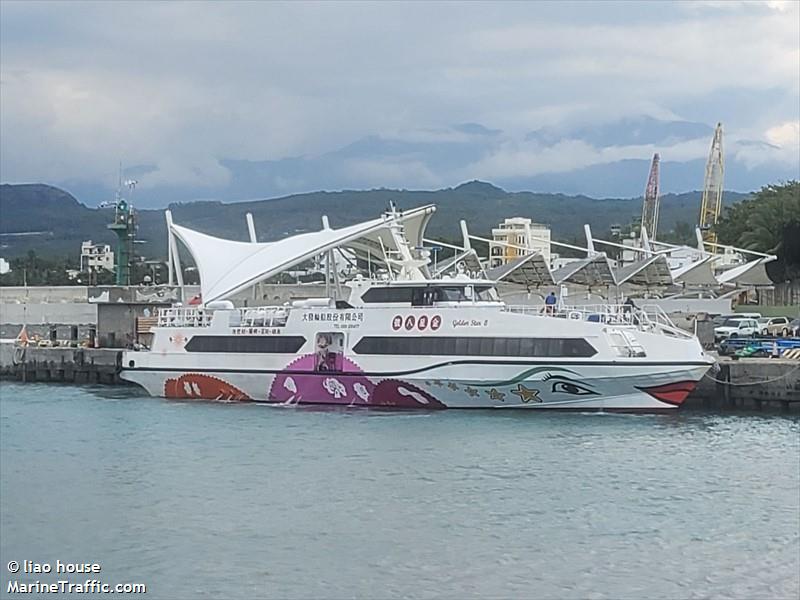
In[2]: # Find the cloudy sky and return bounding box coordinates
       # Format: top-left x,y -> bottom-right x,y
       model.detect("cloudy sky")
1,0 -> 798,203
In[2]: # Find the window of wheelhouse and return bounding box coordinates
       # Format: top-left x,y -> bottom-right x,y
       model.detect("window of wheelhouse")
474,286 -> 498,301
435,286 -> 468,302
361,287 -> 414,304
315,332 -> 345,372
411,287 -> 435,306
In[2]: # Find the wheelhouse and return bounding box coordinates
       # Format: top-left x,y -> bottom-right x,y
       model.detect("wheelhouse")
351,279 -> 500,307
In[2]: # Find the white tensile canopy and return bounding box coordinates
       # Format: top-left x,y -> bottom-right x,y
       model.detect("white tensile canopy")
670,256 -> 719,286
433,248 -> 485,278
485,252 -> 555,288
171,205 -> 436,304
716,257 -> 775,287
614,254 -> 673,287
345,205 -> 436,274
552,254 -> 616,287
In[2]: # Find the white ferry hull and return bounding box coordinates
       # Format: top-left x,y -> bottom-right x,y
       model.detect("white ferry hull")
122,362 -> 709,410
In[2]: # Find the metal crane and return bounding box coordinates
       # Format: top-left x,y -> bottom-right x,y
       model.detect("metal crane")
641,153 -> 660,241
699,122 -> 724,245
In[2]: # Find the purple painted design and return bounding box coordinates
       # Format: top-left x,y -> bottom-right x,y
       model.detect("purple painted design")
371,380 -> 446,409
267,354 -> 445,408
268,354 -> 374,406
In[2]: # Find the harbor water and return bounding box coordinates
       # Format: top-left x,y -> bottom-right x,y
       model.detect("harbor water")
1,382 -> 798,599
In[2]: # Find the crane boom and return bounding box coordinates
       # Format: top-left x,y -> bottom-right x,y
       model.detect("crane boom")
699,122 -> 724,245
641,153 -> 660,241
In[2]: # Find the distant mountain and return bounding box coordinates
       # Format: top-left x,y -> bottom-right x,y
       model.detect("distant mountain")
0,182 -> 750,261
526,115 -> 714,147
45,115 -> 796,208
502,158 -> 796,198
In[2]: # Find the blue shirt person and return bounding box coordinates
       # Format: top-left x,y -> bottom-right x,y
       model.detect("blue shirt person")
544,291 -> 558,315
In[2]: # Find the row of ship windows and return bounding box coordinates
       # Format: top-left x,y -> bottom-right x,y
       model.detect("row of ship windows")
352,336 -> 596,357
185,335 -> 597,358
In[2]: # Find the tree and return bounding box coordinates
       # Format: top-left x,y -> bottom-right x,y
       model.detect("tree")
716,181 -> 800,281
660,221 -> 696,246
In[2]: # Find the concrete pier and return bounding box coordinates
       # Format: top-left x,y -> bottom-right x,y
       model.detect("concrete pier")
689,357 -> 800,411
0,344 -> 124,385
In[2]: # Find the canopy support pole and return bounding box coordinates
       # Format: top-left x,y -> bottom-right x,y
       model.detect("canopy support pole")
165,210 -> 185,303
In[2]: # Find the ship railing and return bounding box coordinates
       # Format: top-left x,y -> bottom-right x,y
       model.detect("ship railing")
234,307 -> 290,328
157,307 -> 213,328
504,303 -> 693,338
156,306 -> 292,328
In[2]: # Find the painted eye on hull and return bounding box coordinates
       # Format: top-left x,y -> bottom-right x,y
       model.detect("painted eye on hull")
550,381 -> 597,396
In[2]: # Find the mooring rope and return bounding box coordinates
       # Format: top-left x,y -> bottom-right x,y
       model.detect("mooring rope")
703,364 -> 800,387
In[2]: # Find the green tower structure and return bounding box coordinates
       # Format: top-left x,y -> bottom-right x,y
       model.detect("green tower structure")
107,197 -> 136,286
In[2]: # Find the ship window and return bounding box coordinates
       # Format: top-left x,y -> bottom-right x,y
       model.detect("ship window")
185,335 -> 306,353
520,338 -> 537,356
434,287 -> 467,302
352,336 -> 596,357
475,286 -> 497,301
563,339 -> 591,357
411,287 -> 436,307
547,339 -> 564,356
361,287 -> 414,304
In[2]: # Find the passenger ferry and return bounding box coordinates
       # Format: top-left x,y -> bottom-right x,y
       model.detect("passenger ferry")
121,206 -> 714,410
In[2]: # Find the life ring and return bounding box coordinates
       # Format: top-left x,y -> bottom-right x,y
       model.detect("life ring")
568,311 -> 582,320
12,345 -> 26,365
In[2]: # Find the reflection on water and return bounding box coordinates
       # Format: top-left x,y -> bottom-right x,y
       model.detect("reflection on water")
1,382 -> 798,599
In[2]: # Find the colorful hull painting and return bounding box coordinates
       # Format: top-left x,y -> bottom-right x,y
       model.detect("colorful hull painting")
123,361 -> 708,410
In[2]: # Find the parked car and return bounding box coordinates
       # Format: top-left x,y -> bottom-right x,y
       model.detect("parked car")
786,318 -> 800,337
757,316 -> 792,336
712,312 -> 762,327
714,318 -> 760,342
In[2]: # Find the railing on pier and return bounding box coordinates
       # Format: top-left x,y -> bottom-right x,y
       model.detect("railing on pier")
504,303 -> 692,338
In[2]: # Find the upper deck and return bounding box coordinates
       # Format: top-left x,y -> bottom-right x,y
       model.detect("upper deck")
155,294 -> 690,341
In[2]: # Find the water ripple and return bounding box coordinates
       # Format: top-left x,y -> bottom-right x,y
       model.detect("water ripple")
1,382 -> 798,599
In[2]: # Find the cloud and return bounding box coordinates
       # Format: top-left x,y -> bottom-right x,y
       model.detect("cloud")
734,120 -> 800,169
1,1 -> 798,196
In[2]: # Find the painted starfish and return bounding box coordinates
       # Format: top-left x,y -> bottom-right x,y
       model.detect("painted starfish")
511,384 -> 541,403
485,388 -> 506,402
447,382 -> 459,391
464,386 -> 479,397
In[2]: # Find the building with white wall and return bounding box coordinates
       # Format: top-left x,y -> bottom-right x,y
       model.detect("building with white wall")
489,217 -> 551,268
80,240 -> 115,272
